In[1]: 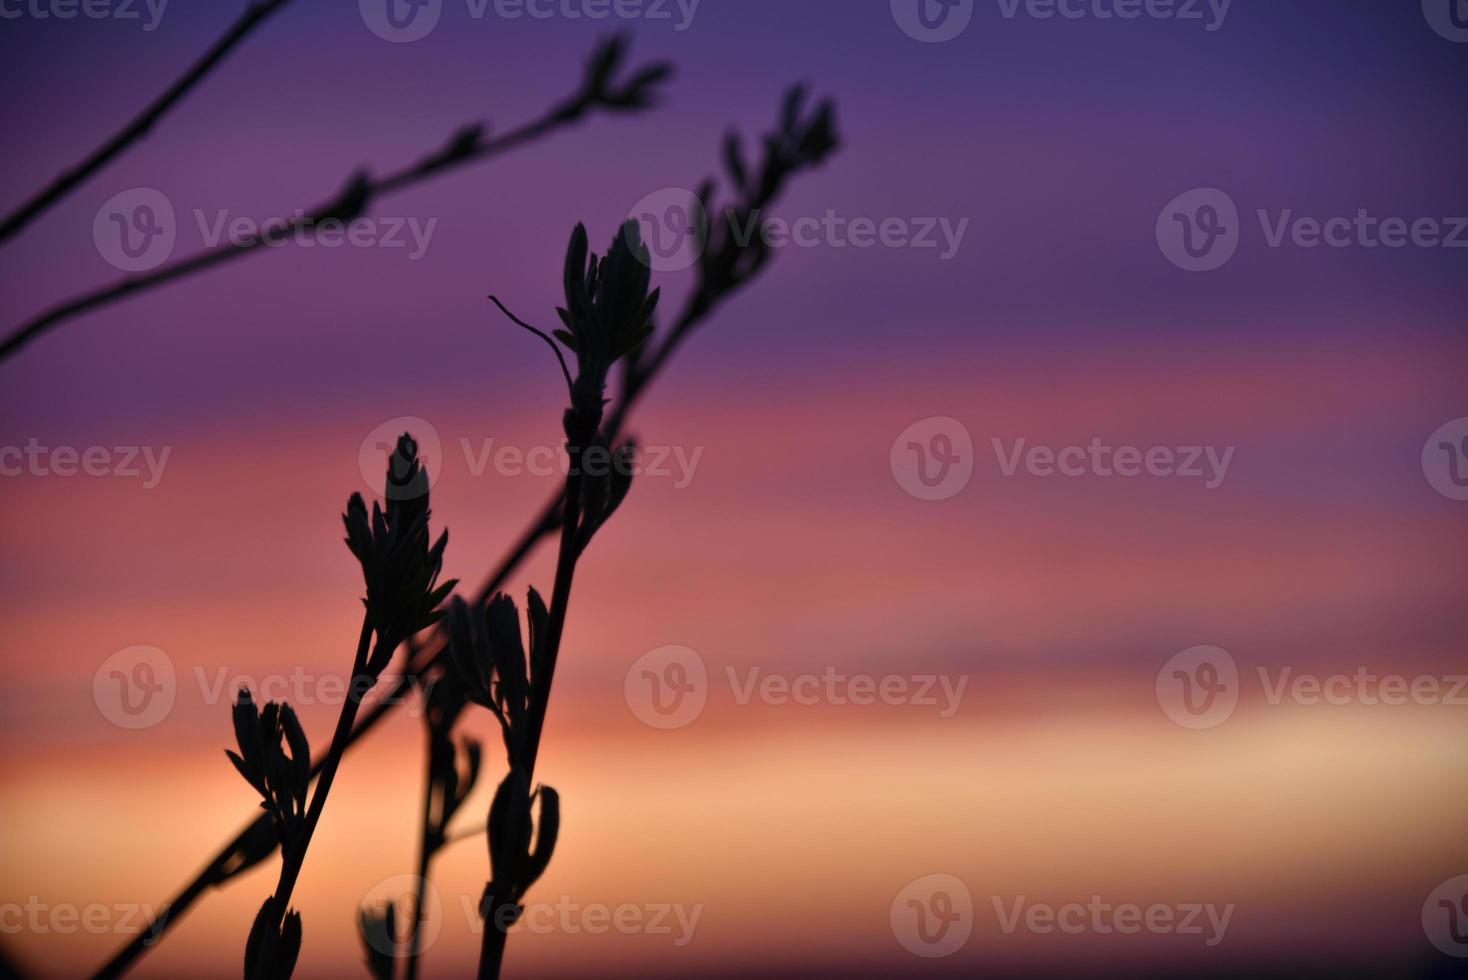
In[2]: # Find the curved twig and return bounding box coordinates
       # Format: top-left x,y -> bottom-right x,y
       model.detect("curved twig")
0,0 -> 299,246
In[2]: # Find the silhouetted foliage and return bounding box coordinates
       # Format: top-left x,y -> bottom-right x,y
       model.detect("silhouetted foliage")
87,65 -> 839,980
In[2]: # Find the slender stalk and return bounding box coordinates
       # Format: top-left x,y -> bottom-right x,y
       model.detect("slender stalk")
95,298 -> 717,980
0,0 -> 298,246
403,726 -> 436,980
89,519 -> 545,979
0,40 -> 669,364
266,617 -> 379,931
476,461 -> 585,980
88,81 -> 836,974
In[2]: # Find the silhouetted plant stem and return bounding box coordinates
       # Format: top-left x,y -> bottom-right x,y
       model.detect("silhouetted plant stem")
262,618 -> 377,936
97,304 -> 739,980
403,726 -> 436,980
89,83 -> 838,979
0,0 -> 298,247
476,465 -> 585,980
89,522 -> 538,980
0,36 -> 671,364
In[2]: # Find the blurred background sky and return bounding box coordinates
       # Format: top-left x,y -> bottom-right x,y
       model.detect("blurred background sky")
1,1 -> 1465,976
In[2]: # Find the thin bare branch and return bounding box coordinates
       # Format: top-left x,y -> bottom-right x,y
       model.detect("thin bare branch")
0,0 -> 299,246
0,37 -> 671,365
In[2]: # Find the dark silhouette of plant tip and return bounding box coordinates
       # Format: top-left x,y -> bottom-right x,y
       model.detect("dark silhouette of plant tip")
0,36 -> 672,365
244,895 -> 301,980
455,219 -> 667,980
224,433 -> 454,979
344,436 -> 455,655
227,692 -> 310,840
90,81 -> 839,980
357,901 -> 397,980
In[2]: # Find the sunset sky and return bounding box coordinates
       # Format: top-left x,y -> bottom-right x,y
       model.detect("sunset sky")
1,1 -> 1465,977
